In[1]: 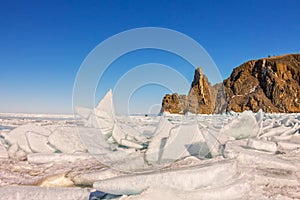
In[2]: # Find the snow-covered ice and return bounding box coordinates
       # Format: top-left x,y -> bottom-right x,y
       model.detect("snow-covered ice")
48,126 -> 87,153
93,160 -> 238,195
1,91 -> 300,199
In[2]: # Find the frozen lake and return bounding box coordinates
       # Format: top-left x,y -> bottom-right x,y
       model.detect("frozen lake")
0,91 -> 300,199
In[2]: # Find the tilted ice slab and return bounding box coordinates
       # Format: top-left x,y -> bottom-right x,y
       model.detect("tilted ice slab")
93,160 -> 238,195
120,180 -> 252,200
224,140 -> 298,171
280,122 -> 300,136
94,89 -> 115,121
26,131 -> 56,153
75,90 -> 115,139
77,127 -> 111,154
112,123 -> 144,149
115,120 -> 150,143
48,127 -> 86,153
28,151 -> 145,172
221,110 -> 260,139
259,125 -> 295,138
77,126 -> 146,171
146,119 -> 223,165
102,149 -> 147,172
5,124 -> 51,153
77,89 -> 147,151
247,139 -> 277,153
237,150 -> 297,171
145,118 -> 175,164
160,122 -> 207,162
199,126 -> 224,157
93,89 -> 115,138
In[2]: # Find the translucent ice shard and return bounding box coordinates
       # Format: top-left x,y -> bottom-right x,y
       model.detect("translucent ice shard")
221,111 -> 259,139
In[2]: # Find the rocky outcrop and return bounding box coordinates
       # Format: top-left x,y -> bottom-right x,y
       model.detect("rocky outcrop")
161,93 -> 187,114
161,67 -> 222,114
225,54 -> 300,113
161,54 -> 300,114
187,67 -> 214,114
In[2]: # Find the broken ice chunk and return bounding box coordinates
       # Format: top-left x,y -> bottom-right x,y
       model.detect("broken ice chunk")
119,180 -> 251,200
145,118 -> 174,164
5,124 -> 51,153
221,110 -> 259,139
259,125 -> 293,138
94,89 -> 115,124
247,139 -> 277,153
160,122 -> 206,163
77,127 -> 110,155
200,127 -> 223,157
112,124 -> 143,149
93,160 -> 238,195
90,89 -> 116,138
48,127 -> 86,153
26,131 -> 56,153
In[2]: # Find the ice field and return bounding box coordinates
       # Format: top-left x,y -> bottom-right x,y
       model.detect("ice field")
0,90 -> 300,199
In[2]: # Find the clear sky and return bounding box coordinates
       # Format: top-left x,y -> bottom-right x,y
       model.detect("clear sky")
1,0 -> 300,114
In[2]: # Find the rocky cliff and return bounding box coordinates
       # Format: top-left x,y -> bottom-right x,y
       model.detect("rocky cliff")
225,54 -> 300,113
161,67 -> 224,114
161,53 -> 300,114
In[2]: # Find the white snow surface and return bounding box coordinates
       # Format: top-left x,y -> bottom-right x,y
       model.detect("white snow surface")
1,91 -> 300,199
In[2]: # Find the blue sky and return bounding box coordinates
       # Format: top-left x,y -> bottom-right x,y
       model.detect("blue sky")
0,0 -> 300,114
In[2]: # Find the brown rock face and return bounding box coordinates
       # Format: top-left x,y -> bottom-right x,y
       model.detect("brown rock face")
161,67 -> 224,114
225,54 -> 300,113
161,93 -> 187,114
186,67 -> 214,114
161,54 -> 300,114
